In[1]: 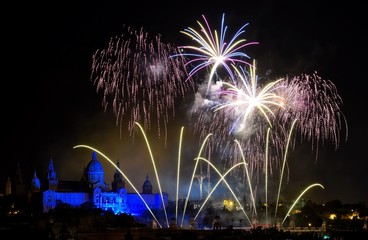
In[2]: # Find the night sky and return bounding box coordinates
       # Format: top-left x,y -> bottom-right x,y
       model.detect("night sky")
3,1 -> 367,205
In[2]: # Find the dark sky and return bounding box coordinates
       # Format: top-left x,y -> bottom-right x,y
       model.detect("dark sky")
3,1 -> 367,205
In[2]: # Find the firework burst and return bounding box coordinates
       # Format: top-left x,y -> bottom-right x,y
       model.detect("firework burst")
90,26 -> 195,142
211,60 -> 286,133
190,64 -> 347,181
171,13 -> 259,94
190,62 -> 286,179
273,72 -> 348,153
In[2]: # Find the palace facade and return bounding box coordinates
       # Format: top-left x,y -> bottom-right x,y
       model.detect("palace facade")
4,151 -> 168,217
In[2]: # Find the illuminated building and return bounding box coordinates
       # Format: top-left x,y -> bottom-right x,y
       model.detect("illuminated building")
9,151 -> 168,216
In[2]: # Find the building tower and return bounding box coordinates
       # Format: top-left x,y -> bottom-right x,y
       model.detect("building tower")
111,161 -> 125,191
194,148 -> 212,200
5,177 -> 11,195
31,170 -> 41,192
46,158 -> 58,190
142,174 -> 152,194
15,161 -> 26,195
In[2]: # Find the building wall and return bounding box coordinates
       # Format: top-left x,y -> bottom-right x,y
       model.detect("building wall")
43,187 -> 168,216
43,190 -> 90,212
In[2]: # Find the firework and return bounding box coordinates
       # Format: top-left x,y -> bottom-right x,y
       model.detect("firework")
211,60 -> 285,133
90,14 -> 347,202
90,26 -> 195,142
171,13 -> 259,94
86,14 -> 348,228
273,72 -> 348,152
169,14 -> 348,178
190,65 -> 347,180
190,62 -> 286,178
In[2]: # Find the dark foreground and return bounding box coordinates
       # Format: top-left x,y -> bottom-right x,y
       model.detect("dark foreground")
1,226 -> 368,240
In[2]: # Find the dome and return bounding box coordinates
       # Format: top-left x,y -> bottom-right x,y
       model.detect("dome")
86,151 -> 104,185
86,151 -> 104,173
